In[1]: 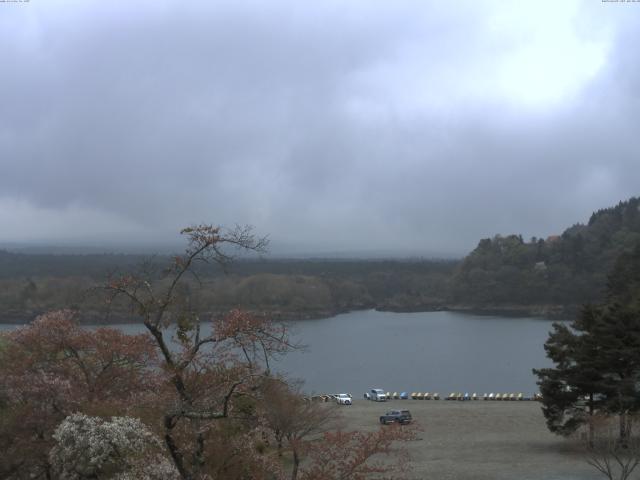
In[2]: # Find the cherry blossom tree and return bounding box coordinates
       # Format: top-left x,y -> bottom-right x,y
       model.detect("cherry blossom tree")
49,413 -> 179,480
0,225 -> 418,480
300,425 -> 418,480
260,379 -> 340,479
0,310 -> 158,479
259,379 -> 418,480
102,225 -> 297,480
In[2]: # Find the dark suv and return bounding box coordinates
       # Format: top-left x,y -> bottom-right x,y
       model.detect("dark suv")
379,409 -> 412,425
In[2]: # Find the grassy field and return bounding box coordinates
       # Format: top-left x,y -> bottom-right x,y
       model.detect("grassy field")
338,399 -> 602,480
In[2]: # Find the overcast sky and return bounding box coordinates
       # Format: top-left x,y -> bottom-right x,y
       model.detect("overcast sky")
1,1 -> 639,256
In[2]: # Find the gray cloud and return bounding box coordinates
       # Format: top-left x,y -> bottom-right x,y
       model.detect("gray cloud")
1,0 -> 639,256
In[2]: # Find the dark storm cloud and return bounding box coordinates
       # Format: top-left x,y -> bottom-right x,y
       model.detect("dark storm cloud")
1,1 -> 639,255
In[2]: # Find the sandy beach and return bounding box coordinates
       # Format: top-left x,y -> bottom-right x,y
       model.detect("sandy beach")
338,399 -> 602,480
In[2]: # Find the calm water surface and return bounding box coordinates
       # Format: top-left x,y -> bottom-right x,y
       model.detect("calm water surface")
1,310 -> 558,396
281,310 -> 557,395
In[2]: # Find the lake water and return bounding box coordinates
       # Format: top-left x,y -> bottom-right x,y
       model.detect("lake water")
0,310 -> 558,396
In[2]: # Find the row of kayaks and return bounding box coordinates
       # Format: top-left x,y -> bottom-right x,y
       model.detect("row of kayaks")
441,392 -> 541,401
389,392 -> 541,401
305,392 -> 543,402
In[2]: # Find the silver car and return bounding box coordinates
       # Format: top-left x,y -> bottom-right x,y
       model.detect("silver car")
370,388 -> 387,401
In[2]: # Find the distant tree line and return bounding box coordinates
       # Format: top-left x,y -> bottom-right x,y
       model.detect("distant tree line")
1,196 -> 639,322
0,255 -> 457,323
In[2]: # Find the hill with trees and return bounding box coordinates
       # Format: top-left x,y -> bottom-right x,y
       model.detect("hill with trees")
449,196 -> 640,317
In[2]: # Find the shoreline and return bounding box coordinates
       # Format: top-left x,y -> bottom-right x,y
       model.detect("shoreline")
0,303 -> 575,325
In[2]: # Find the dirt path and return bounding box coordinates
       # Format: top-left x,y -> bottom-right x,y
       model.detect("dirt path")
338,399 -> 601,480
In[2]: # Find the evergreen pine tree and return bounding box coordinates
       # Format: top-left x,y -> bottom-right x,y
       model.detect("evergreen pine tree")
534,243 -> 640,442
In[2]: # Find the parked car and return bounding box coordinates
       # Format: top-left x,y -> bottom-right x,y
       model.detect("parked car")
369,388 -> 387,402
334,393 -> 352,405
379,409 -> 412,425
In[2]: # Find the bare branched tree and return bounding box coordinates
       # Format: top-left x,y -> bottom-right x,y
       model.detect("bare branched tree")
579,414 -> 640,480
260,379 -> 341,480
102,225 -> 296,480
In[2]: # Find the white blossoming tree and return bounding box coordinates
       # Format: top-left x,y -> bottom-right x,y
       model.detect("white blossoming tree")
49,413 -> 180,480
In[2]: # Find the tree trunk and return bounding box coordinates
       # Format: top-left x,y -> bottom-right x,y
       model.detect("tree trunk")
620,412 -> 629,445
164,417 -> 191,480
291,448 -> 300,480
588,393 -> 595,448
194,429 -> 205,476
277,433 -> 283,457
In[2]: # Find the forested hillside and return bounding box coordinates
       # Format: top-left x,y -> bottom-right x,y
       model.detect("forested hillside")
1,197 -> 639,322
450,197 -> 640,315
0,254 -> 456,323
